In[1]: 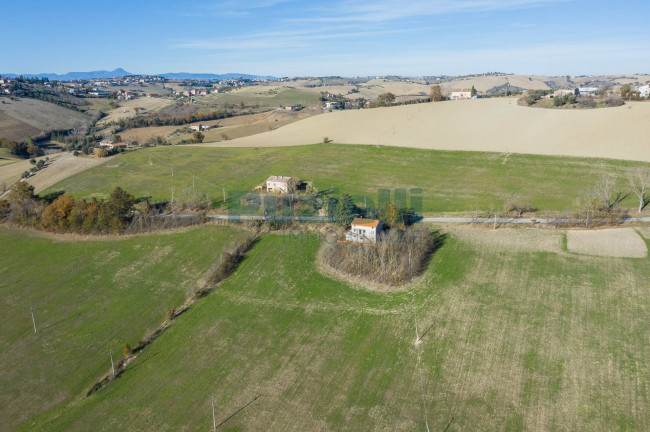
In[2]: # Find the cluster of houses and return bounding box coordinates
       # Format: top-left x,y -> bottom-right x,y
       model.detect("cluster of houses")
0,78 -> 12,94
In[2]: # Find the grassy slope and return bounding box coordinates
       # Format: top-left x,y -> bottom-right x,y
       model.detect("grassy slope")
44,144 -> 650,213
0,225 -> 244,432
24,230 -> 650,431
206,87 -> 321,108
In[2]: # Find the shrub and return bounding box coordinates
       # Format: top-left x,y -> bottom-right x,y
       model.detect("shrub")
577,96 -> 596,108
319,227 -> 437,285
123,343 -> 132,356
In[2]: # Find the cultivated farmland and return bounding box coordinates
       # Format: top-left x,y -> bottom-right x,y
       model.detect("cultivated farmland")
19,227 -> 650,431
202,98 -> 650,163
0,98 -> 88,141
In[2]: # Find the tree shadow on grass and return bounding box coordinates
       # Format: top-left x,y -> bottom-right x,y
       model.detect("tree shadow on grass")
39,190 -> 64,203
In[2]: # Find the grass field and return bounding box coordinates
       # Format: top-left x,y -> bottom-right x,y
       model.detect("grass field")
203,86 -> 320,108
204,98 -> 650,163
98,97 -> 175,125
43,144 -> 650,213
19,227 -> 650,431
0,225 -> 245,431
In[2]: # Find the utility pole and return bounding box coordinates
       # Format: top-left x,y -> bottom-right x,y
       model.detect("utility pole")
210,395 -> 217,431
222,188 -> 226,203
29,307 -> 37,333
109,349 -> 115,377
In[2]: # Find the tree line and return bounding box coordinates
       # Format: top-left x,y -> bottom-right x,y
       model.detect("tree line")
1,183 -> 135,233
109,108 -> 235,132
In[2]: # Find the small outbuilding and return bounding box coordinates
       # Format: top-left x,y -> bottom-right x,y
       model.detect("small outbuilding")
345,218 -> 383,244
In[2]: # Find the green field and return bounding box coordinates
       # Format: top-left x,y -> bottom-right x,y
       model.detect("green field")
44,144 -> 650,213
205,86 -> 321,108
0,226 -> 245,432
18,228 -> 650,431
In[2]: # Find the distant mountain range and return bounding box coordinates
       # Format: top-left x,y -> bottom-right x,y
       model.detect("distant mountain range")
1,68 -> 276,81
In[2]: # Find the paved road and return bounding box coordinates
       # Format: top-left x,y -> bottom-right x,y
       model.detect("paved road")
202,215 -> 650,224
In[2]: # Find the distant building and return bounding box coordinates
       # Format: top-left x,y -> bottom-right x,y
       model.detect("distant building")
324,101 -> 340,109
576,87 -> 599,96
265,176 -> 296,194
449,90 -> 472,100
146,93 -> 158,97
639,84 -> 650,98
551,89 -> 575,98
345,218 -> 383,244
189,124 -> 206,132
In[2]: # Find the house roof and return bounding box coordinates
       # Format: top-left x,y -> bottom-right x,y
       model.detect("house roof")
266,175 -> 292,183
351,218 -> 380,228
112,142 -> 127,147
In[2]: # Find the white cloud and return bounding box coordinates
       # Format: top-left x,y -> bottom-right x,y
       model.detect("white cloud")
290,0 -> 573,23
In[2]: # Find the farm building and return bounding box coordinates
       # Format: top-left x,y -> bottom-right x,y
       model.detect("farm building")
548,89 -> 575,98
265,176 -> 296,194
576,87 -> 599,96
449,90 -> 472,100
324,101 -> 340,109
189,124 -> 206,132
345,218 -> 383,244
639,84 -> 650,98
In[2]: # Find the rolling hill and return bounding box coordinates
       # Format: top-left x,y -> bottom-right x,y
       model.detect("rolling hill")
201,98 -> 650,163
0,98 -> 88,141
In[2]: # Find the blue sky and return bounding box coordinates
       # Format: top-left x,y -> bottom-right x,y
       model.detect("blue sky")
2,0 -> 649,76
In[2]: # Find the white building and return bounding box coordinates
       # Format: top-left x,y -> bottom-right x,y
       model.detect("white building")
639,84 -> 650,98
449,90 -> 472,100
189,124 -> 206,132
577,87 -> 599,96
345,218 -> 383,244
265,176 -> 296,194
324,101 -> 340,109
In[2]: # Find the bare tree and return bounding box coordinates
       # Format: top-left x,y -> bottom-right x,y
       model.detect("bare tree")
594,174 -> 627,211
70,120 -> 85,141
627,170 -> 650,213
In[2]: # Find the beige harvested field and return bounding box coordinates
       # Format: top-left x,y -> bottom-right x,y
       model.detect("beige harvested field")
26,153 -> 110,193
0,153 -> 65,192
120,125 -> 180,142
201,98 -> 650,162
440,75 -> 550,92
567,228 -> 648,258
98,97 -> 174,125
442,224 -> 564,253
0,152 -> 109,194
